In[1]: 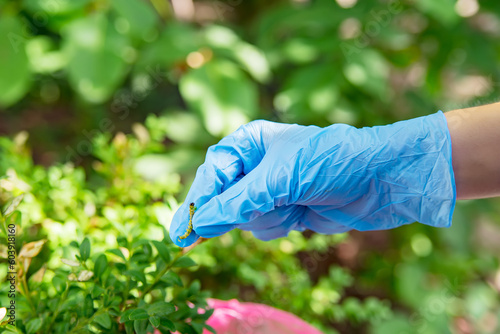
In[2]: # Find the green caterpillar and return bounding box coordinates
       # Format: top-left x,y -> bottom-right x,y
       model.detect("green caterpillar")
178,202 -> 196,241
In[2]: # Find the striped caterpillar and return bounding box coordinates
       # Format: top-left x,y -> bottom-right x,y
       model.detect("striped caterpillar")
178,202 -> 196,241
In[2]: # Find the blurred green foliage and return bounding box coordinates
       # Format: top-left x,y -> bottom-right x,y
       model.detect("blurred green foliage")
1,0 -> 500,333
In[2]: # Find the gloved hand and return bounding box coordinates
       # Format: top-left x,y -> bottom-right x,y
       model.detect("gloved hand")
170,111 -> 456,247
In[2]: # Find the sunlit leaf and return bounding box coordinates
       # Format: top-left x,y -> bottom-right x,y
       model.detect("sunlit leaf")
30,264 -> 47,283
204,25 -> 271,83
78,270 -> 94,281
23,0 -> 90,15
94,254 -> 108,278
343,49 -> 390,100
18,240 -> 46,259
94,313 -> 112,329
61,258 -> 80,267
179,60 -> 258,137
0,16 -> 32,107
3,194 -> 24,217
106,248 -> 127,261
415,0 -> 459,26
274,63 -> 340,122
111,0 -> 158,40
173,256 -> 197,268
62,13 -> 129,103
80,238 -> 91,261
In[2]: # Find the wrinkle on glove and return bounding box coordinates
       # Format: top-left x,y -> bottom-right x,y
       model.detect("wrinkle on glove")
170,111 -> 456,246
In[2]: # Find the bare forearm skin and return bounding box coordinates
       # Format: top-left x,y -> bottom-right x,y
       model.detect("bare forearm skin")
444,102 -> 500,200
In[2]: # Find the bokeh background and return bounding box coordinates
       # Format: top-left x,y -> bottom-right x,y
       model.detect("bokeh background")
1,0 -> 500,333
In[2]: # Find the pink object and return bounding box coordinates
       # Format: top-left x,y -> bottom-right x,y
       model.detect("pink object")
203,299 -> 324,334
154,299 -> 324,334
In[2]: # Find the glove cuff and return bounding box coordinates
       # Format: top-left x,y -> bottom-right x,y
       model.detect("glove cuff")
367,110 -> 457,229
434,110 -> 457,227
410,110 -> 457,228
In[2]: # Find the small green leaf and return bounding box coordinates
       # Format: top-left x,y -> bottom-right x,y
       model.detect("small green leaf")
108,296 -> 122,308
94,313 -> 112,329
125,270 -> 147,284
162,271 -> 183,287
25,318 -> 42,334
192,322 -> 205,334
129,308 -> 149,320
196,308 -> 214,321
91,285 -> 105,299
94,254 -> 108,278
80,238 -> 91,261
83,294 -> 94,318
106,248 -> 126,261
3,324 -> 21,334
115,262 -> 127,272
160,318 -> 176,331
120,309 -> 134,323
125,321 -> 134,334
204,324 -> 217,334
147,301 -> 175,317
117,236 -> 129,248
133,319 -> 149,334
149,315 -> 160,328
52,275 -> 66,293
130,252 -> 149,263
173,256 -> 197,268
109,308 -> 120,317
151,240 -> 171,263
188,280 -> 201,295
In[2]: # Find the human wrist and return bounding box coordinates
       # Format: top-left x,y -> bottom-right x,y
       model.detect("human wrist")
444,104 -> 500,199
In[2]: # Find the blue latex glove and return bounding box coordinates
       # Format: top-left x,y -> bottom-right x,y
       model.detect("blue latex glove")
170,111 -> 456,247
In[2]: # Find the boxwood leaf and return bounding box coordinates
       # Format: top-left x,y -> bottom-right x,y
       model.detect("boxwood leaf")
80,238 -> 91,261
129,308 -> 149,320
151,240 -> 171,263
173,256 -> 196,268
